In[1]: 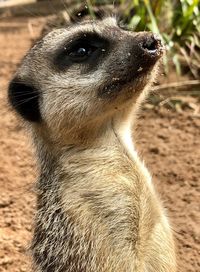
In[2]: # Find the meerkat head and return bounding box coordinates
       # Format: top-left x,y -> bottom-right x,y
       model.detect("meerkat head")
8,17 -> 163,142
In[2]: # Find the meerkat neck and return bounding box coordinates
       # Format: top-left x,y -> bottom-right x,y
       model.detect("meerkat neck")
32,105 -> 144,176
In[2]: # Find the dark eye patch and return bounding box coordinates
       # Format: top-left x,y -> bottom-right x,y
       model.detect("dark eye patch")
53,33 -> 110,72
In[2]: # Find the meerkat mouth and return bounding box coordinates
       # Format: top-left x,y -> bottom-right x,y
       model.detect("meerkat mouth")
101,77 -> 138,97
98,67 -> 155,99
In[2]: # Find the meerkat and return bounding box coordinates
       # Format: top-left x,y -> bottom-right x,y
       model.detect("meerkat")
8,17 -> 176,272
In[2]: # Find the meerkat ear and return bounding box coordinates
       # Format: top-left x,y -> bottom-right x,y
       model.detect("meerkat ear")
8,77 -> 41,122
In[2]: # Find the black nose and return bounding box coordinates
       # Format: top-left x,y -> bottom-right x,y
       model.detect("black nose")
141,34 -> 163,56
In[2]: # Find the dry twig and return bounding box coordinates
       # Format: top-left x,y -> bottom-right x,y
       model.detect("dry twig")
152,80 -> 200,91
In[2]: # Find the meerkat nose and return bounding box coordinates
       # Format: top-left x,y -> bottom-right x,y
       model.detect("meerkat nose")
141,33 -> 163,56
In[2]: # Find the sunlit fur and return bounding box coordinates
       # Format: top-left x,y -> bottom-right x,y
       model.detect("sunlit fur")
10,17 -> 176,271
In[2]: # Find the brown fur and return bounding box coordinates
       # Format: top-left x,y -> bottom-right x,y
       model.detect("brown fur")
8,17 -> 176,271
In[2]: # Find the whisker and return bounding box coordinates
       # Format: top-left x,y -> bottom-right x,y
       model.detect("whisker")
19,4 -> 44,18
47,0 -> 60,16
9,92 -> 40,97
11,94 -> 40,107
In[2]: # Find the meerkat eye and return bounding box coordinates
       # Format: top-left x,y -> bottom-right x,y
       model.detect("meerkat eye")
54,33 -> 109,70
68,44 -> 97,62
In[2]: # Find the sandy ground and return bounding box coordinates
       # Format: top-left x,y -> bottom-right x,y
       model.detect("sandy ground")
0,17 -> 199,272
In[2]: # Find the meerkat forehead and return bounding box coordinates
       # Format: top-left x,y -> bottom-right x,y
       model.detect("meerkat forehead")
34,17 -> 118,51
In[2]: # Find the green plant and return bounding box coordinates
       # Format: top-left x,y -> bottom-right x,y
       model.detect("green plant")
171,0 -> 200,77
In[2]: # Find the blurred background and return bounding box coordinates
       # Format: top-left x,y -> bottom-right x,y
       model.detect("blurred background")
0,1 -> 199,271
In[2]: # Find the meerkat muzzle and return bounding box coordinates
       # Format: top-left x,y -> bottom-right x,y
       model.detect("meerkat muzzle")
98,32 -> 164,99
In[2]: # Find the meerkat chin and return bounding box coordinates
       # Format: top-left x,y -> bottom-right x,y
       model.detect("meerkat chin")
8,17 -> 176,272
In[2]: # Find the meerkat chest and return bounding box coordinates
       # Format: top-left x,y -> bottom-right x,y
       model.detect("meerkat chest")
60,151 -> 159,245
